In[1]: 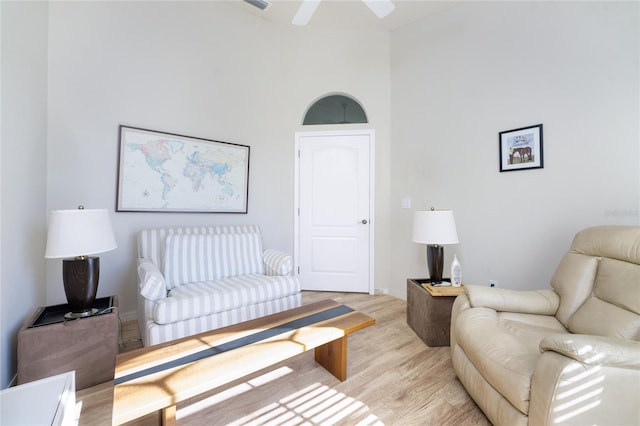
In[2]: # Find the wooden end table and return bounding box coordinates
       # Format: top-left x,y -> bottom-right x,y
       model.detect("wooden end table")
17,296 -> 119,390
406,279 -> 464,347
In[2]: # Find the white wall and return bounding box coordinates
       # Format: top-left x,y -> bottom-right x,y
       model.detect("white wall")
45,1 -> 392,315
0,1 -> 49,388
390,1 -> 639,297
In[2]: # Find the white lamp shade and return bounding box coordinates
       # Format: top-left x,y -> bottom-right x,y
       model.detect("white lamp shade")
45,209 -> 117,258
412,209 -> 459,245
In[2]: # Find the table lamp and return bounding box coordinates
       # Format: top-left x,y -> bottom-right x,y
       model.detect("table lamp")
412,208 -> 459,284
45,206 -> 117,319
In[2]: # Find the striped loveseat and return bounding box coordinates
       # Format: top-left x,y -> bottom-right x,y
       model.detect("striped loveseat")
136,225 -> 302,346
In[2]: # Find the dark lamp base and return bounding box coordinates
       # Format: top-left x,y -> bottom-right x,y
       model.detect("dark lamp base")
426,244 -> 445,283
63,257 -> 100,317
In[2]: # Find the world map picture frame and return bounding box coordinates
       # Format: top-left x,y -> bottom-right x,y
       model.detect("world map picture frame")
499,123 -> 544,172
116,125 -> 250,213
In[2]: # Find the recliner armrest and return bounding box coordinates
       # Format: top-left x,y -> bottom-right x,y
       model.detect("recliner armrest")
263,249 -> 294,276
540,333 -> 640,369
465,284 -> 559,315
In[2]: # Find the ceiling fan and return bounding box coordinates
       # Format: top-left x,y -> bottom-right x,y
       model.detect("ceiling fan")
243,0 -> 395,26
292,0 -> 395,26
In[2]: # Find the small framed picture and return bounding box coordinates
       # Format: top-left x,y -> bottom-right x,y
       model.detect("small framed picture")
499,124 -> 543,172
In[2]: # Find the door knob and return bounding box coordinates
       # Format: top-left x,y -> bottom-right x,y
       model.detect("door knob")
360,219 -> 368,224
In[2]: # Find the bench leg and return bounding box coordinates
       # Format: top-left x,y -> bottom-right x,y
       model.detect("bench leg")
161,405 -> 176,426
315,336 -> 348,381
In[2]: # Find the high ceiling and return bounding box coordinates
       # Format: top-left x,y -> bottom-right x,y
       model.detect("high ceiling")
236,0 -> 458,32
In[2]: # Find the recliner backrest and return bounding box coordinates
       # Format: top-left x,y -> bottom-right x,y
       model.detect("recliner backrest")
551,226 -> 640,340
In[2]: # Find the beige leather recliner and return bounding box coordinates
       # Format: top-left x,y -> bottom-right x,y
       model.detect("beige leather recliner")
450,225 -> 640,426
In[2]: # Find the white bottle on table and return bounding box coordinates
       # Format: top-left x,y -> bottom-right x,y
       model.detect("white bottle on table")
451,255 -> 462,287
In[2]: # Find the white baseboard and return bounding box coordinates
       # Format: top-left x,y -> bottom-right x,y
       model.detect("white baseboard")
389,288 -> 406,301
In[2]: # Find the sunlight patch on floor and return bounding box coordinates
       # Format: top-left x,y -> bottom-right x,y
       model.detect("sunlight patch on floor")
233,382 -> 383,425
177,366 -> 383,425
177,367 -> 294,420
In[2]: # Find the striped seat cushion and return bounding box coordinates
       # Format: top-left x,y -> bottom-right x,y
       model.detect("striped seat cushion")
163,232 -> 264,289
151,274 -> 301,325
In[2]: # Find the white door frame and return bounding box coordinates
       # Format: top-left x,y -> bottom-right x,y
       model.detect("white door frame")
294,129 -> 375,295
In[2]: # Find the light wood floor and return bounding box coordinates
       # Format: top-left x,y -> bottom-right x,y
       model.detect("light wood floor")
77,292 -> 490,425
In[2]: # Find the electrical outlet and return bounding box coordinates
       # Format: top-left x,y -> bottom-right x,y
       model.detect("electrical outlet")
375,288 -> 389,295
489,280 -> 498,288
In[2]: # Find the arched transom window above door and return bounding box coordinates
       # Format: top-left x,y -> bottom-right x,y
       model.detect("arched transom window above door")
303,94 -> 368,125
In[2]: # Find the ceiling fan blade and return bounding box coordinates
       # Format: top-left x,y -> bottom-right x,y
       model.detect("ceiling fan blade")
292,0 -> 321,26
362,0 -> 395,19
244,0 -> 271,10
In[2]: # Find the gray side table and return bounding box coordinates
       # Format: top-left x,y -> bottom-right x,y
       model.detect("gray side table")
17,296 -> 118,390
406,279 -> 464,347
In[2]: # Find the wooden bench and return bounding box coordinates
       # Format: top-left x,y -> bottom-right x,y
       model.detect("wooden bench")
112,299 -> 375,425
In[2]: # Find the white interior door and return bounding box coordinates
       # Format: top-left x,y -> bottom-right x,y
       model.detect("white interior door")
295,130 -> 374,293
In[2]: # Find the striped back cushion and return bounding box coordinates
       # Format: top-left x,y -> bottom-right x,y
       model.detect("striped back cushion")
138,225 -> 261,271
163,232 -> 264,289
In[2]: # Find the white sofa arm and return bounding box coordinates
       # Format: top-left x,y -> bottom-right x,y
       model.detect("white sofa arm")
540,333 -> 640,369
263,249 -> 294,276
137,258 -> 167,301
464,284 -> 559,315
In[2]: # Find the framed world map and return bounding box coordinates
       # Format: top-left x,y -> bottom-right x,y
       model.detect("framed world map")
116,126 -> 250,213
